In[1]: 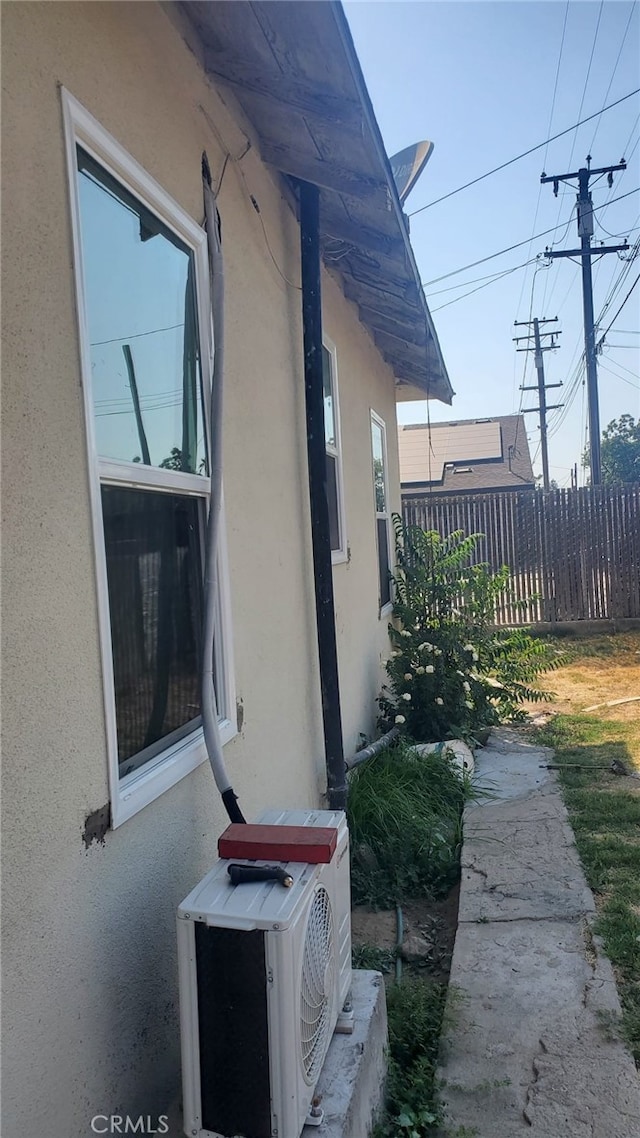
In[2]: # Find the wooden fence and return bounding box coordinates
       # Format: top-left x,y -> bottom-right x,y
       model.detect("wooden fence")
402,485 -> 640,625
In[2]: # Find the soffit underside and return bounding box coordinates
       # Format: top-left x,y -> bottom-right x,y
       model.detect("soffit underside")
179,0 -> 453,405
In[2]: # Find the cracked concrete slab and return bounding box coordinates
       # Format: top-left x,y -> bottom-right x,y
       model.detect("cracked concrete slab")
438,728 -> 640,1138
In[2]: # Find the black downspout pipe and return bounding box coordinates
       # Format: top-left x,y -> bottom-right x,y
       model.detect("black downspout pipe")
299,180 -> 347,811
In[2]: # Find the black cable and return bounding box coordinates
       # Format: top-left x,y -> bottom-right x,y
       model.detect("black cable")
588,2 -> 637,154
597,272 -> 640,346
428,257 -> 538,312
421,188 -> 640,289
542,0 -> 571,172
408,88 -> 640,218
563,0 -> 604,175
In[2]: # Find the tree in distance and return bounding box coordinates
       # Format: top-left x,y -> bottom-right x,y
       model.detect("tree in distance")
583,415 -> 640,485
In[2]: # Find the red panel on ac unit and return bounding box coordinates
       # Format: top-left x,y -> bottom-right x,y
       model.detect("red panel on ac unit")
218,823 -> 338,864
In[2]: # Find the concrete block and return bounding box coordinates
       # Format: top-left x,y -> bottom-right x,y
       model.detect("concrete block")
165,970 -> 388,1138
303,970 -> 388,1138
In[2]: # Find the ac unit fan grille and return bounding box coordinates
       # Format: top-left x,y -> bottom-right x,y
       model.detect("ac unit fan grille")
300,885 -> 335,1084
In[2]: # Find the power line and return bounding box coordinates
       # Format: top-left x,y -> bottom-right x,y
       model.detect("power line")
421,187 -> 639,288
427,259 -> 535,297
564,0 -> 604,174
600,353 -> 640,379
598,360 -> 640,389
597,271 -> 640,346
515,0 -> 570,326
543,0 -> 571,171
427,257 -> 538,312
588,2 -> 637,153
407,88 -> 639,218
91,322 -> 184,347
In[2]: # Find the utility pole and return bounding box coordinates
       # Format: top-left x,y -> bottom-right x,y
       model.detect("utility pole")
513,317 -> 563,491
540,157 -> 628,485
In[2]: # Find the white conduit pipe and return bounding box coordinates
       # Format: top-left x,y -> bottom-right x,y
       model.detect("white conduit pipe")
344,728 -> 399,772
202,157 -> 245,823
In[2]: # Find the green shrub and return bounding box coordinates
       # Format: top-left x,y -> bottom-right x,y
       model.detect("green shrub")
379,518 -> 562,741
347,739 -> 468,907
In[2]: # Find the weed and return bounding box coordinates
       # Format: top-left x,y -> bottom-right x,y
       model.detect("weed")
347,739 -> 472,907
373,976 -> 448,1136
352,943 -> 396,974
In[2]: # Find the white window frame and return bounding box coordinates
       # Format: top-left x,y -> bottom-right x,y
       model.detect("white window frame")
370,410 -> 393,617
322,336 -> 347,565
62,89 -> 236,827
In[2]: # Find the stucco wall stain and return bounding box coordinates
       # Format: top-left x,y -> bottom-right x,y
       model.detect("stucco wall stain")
82,803 -> 111,849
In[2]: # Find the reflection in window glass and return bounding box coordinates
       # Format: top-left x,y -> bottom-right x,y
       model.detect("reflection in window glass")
322,346 -> 336,449
322,344 -> 343,554
102,485 -> 204,776
371,420 -> 386,513
77,149 -> 207,473
371,414 -> 391,609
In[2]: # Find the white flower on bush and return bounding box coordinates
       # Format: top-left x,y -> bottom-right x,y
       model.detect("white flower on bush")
400,630 -> 412,638
425,665 -> 435,674
456,670 -> 465,677
404,673 -> 413,681
392,649 -> 402,657
418,642 -> 433,652
416,666 -> 425,675
435,697 -> 444,706
434,648 -> 443,657
463,681 -> 471,693
464,700 -> 474,709
395,714 -> 406,724
401,692 -> 412,701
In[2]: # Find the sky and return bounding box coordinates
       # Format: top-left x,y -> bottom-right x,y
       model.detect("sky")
345,0 -> 640,486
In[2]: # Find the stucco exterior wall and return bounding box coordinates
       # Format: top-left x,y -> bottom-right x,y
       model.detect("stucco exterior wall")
322,271 -> 402,756
1,3 -> 398,1134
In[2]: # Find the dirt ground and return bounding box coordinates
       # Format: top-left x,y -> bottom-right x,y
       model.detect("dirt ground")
545,632 -> 640,724
536,631 -> 640,774
352,884 -> 460,982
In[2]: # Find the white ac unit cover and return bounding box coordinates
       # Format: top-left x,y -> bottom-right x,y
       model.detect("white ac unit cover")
178,809 -> 351,1138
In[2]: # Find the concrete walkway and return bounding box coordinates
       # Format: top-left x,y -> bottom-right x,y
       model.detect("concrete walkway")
438,727 -> 640,1138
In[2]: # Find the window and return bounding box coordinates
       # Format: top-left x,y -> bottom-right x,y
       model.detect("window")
322,340 -> 346,562
63,91 -> 235,826
371,412 -> 391,611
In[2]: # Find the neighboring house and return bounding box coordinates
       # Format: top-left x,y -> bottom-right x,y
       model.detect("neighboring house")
399,415 -> 535,496
1,3 -> 452,1136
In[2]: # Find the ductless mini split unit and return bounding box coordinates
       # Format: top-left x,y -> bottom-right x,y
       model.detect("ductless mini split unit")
177,808 -> 352,1138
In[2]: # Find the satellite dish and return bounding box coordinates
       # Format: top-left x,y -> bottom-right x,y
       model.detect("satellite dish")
390,140 -> 434,204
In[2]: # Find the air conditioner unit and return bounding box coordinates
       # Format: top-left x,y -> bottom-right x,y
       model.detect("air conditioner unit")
177,808 -> 352,1138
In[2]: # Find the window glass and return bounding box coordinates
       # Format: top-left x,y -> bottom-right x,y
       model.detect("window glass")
102,485 -> 204,776
377,517 -> 391,607
371,419 -> 386,512
326,454 -> 340,552
77,149 -> 207,474
322,346 -> 336,449
371,414 -> 391,608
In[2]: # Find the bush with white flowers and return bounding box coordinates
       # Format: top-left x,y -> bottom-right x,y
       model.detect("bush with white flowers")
378,518 -> 563,741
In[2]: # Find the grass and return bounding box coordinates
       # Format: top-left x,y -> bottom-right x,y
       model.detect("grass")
373,976 -> 448,1137
352,943 -> 396,974
347,739 -> 472,908
535,632 -> 640,1062
348,739 -> 474,1132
